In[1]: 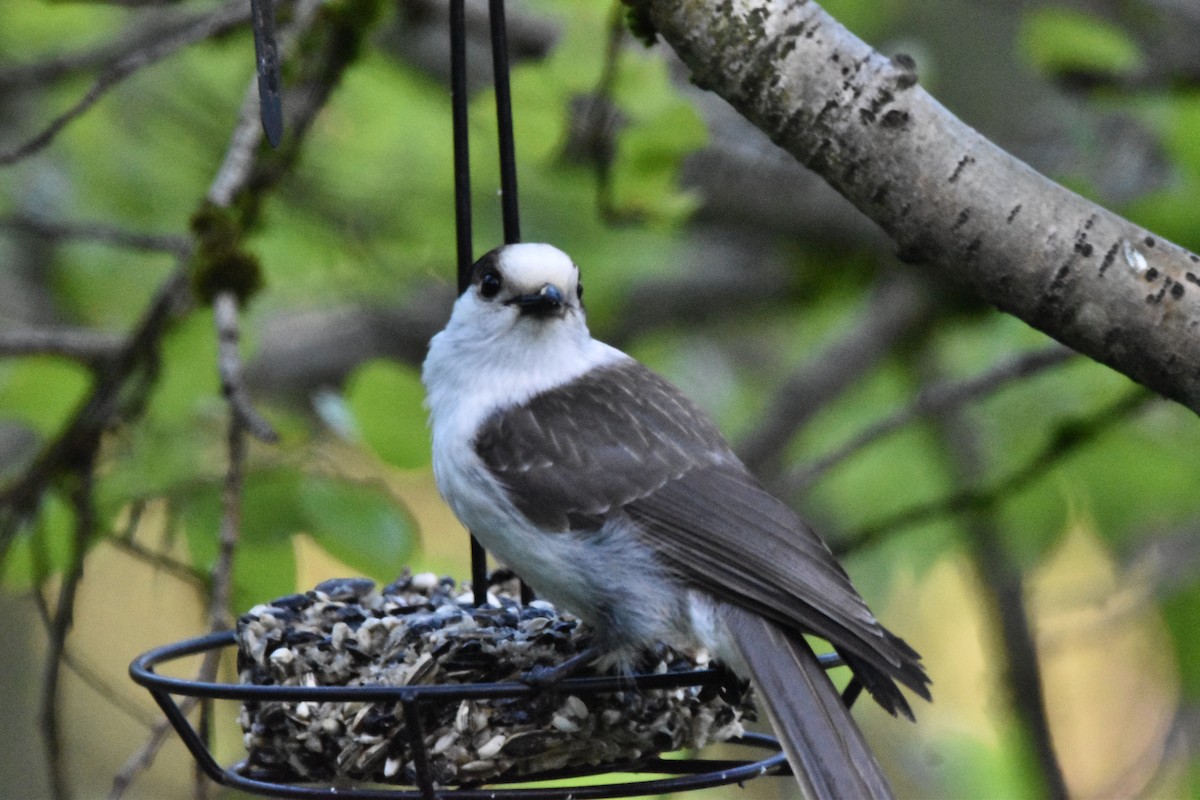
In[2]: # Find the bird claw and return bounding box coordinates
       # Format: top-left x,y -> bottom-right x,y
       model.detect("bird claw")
519,645 -> 601,690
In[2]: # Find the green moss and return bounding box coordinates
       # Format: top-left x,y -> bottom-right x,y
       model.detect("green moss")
188,203 -> 265,306
619,0 -> 658,47
318,0 -> 387,64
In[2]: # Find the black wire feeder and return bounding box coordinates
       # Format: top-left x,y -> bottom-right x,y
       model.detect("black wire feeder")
129,627 -> 824,799
126,1 -> 859,796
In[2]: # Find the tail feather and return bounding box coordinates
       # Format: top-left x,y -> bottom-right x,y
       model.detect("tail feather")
721,603 -> 894,800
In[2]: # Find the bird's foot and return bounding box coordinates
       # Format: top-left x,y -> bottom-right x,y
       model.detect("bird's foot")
521,645 -> 601,690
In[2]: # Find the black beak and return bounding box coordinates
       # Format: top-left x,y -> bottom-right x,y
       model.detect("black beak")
510,284 -> 565,317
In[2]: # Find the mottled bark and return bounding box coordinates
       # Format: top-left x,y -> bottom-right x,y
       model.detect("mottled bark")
641,0 -> 1200,414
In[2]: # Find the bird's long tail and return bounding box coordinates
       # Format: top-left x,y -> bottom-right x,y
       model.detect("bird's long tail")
720,603 -> 895,800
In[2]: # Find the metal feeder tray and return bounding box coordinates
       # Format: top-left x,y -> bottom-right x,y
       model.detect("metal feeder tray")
127,630 -> 829,799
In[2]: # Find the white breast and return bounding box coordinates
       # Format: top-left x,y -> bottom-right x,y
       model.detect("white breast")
420,293 -> 687,649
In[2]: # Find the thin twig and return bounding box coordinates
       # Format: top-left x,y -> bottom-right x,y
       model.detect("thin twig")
108,701 -> 201,800
39,463 -> 97,800
191,347 -> 251,800
836,388 -> 1154,554
558,2 -> 635,223
213,305 -> 250,637
0,6 -> 243,91
207,82 -> 270,207
737,271 -> 934,480
215,292 -> 278,443
0,264 -> 192,565
0,0 -> 251,166
780,344 -> 1078,496
0,327 -> 124,366
108,535 -> 208,587
915,351 -> 1069,800
29,583 -> 160,730
0,214 -> 190,254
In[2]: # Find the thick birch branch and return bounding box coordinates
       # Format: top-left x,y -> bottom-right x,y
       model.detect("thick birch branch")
641,0 -> 1200,414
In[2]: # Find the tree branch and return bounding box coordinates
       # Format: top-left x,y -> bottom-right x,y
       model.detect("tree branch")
914,351 -> 1068,799
0,265 -> 192,565
0,0 -> 252,166
108,704 -> 201,800
737,270 -> 934,478
192,295 -> 252,800
780,344 -> 1077,496
215,292 -> 278,442
0,6 -> 242,91
38,464 -> 97,800
0,327 -> 124,366
836,388 -> 1153,554
641,0 -> 1200,414
0,214 -> 189,255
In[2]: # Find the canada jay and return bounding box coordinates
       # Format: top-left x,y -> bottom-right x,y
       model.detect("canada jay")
422,243 -> 930,799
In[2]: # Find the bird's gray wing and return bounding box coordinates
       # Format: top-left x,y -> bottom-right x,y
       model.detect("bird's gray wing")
474,359 -> 929,711
473,358 -> 731,531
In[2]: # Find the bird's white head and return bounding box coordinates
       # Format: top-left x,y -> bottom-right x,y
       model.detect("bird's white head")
423,243 -> 622,425
461,242 -> 582,328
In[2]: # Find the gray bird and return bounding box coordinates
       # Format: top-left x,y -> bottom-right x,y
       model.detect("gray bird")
422,243 -> 931,799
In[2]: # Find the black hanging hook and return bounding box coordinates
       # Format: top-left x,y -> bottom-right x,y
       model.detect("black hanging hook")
489,0 -> 521,245
250,0 -> 284,147
451,0 -> 523,604
450,0 -> 473,294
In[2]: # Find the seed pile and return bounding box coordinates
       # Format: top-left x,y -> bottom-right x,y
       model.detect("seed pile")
235,572 -> 754,787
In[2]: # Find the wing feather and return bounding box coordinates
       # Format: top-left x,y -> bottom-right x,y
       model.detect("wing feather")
474,359 -> 930,709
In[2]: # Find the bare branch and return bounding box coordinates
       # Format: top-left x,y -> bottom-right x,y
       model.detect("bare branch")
39,464 -> 97,800
0,327 -> 124,366
737,271 -> 934,478
0,214 -> 189,255
642,0 -> 1200,414
0,0 -> 252,166
0,263 -> 192,565
214,293 -> 278,442
108,704 -> 201,800
836,389 -> 1154,554
915,353 -> 1068,800
0,6 -> 241,91
108,3 -> 356,790
781,344 -> 1078,496
212,322 -> 250,637
56,639 -> 160,729
207,0 -> 324,206
108,535 -> 208,588
189,293 -> 257,800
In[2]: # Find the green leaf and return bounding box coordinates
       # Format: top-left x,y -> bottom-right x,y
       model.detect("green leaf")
0,492 -> 74,591
0,357 -> 91,437
232,536 -> 297,615
1019,8 -> 1143,79
299,476 -> 414,581
607,50 -> 707,225
177,469 -> 306,575
148,310 -> 220,426
1164,581 -> 1200,700
344,359 -> 431,469
239,469 -> 310,545
177,467 -> 413,603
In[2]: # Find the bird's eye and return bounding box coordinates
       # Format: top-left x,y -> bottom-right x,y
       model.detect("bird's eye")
479,270 -> 502,299
576,281 -> 584,301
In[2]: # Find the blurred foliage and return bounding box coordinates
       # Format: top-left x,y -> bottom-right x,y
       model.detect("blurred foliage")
345,359 -> 431,468
0,357 -> 91,437
1,0 -> 1199,799
1019,7 -> 1143,81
